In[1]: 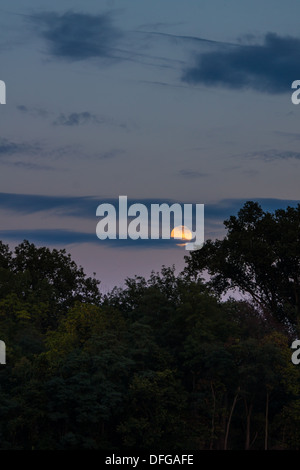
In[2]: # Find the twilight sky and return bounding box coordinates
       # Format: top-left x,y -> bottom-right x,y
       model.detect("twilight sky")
1,0 -> 300,291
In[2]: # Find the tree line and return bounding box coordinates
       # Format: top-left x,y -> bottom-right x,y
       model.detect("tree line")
0,201 -> 300,450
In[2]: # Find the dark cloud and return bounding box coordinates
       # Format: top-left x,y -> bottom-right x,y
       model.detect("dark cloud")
0,193 -> 299,222
32,11 -> 122,61
0,194 -> 183,220
0,229 -> 96,246
0,138 -> 41,156
52,111 -> 127,129
0,194 -> 299,247
16,105 -> 28,112
17,105 -> 128,130
53,111 -> 99,126
0,196 -> 299,248
0,138 -> 57,171
29,11 -> 186,70
202,198 -> 300,228
16,105 -> 49,118
0,138 -> 80,167
182,33 -> 300,94
0,193 -> 98,218
0,136 -> 126,169
27,10 -> 199,73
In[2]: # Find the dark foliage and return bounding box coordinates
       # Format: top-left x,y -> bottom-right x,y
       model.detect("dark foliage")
0,206 -> 300,450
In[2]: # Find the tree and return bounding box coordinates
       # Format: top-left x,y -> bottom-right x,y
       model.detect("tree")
117,369 -> 188,450
184,201 -> 300,330
0,240 -> 101,329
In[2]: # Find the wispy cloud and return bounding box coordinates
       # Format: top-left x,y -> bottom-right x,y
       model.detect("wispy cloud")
17,104 -> 129,130
0,137 -> 81,170
138,30 -> 236,48
3,161 -> 56,171
53,111 -> 100,126
0,135 -> 128,170
16,104 -> 49,118
0,228 -> 184,249
182,32 -> 300,94
0,138 -> 42,157
0,138 -> 54,171
273,131 -> 300,142
52,111 -> 127,129
245,149 -> 300,161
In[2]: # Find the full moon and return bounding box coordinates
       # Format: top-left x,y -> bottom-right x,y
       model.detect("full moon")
171,225 -> 193,245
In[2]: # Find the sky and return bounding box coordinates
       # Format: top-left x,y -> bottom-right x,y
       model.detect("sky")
0,0 -> 300,291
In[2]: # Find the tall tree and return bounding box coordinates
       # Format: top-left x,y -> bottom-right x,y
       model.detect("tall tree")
9,240 -> 101,329
184,201 -> 300,329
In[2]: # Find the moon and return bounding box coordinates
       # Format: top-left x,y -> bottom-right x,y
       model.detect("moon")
171,225 -> 193,246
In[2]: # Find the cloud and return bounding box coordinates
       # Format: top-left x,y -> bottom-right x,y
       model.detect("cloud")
274,131 -> 300,141
0,193 -> 186,220
0,229 -> 96,246
0,192 -> 299,222
0,192 -> 98,218
0,138 -> 57,170
0,228 -> 183,249
52,111 -> 127,129
245,149 -> 300,161
182,32 -> 300,94
17,105 -> 128,130
31,11 -> 122,61
53,111 -> 99,126
0,136 -> 126,169
139,30 -> 235,48
0,194 -> 299,247
0,138 -> 42,157
0,138 -> 80,169
3,161 -> 55,171
28,11 -> 190,70
16,105 -> 49,118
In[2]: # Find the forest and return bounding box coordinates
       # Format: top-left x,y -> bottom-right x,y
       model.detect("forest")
0,201 -> 300,450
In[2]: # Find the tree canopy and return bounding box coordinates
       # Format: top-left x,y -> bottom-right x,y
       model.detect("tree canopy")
185,201 -> 300,330
0,205 -> 300,451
